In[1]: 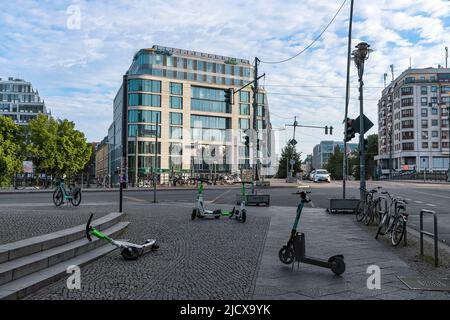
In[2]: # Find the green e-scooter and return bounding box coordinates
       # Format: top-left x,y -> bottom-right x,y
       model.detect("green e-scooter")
228,182 -> 248,223
85,214 -> 159,260
191,177 -> 235,220
278,190 -> 345,275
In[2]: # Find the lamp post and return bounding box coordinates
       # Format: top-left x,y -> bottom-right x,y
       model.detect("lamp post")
352,42 -> 372,201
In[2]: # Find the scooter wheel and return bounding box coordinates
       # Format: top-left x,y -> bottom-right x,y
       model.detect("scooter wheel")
191,209 -> 197,220
330,257 -> 345,276
241,209 -> 247,223
278,245 -> 295,264
121,247 -> 140,260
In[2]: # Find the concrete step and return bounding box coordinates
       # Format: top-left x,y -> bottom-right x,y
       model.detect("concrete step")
0,222 -> 129,286
0,212 -> 124,263
0,244 -> 116,300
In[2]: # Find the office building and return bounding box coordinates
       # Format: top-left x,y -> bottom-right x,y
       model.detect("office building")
312,141 -> 358,169
109,45 -> 272,185
95,136 -> 109,186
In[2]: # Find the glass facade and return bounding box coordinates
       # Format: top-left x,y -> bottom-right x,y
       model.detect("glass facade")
128,93 -> 161,107
128,110 -> 160,123
191,86 -> 229,113
128,79 -> 161,93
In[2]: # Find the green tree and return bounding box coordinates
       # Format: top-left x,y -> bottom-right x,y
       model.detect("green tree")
27,115 -> 92,177
326,147 -> 343,180
276,143 -> 302,178
0,116 -> 25,187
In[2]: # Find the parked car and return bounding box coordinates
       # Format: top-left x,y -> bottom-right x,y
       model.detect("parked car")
313,169 -> 331,183
308,170 -> 316,181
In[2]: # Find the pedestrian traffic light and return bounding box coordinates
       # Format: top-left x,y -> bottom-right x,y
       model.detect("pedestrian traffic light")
345,118 -> 356,142
244,135 -> 250,147
225,88 -> 234,105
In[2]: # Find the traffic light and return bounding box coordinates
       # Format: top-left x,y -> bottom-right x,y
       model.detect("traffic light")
244,135 -> 250,147
325,126 -> 328,135
363,138 -> 368,151
257,139 -> 260,151
225,88 -> 234,105
329,126 -> 333,135
345,118 -> 356,142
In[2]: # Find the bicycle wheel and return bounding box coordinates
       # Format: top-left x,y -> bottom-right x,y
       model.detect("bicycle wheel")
53,189 -> 63,206
391,217 -> 406,247
355,201 -> 365,222
376,211 -> 390,236
363,203 -> 374,226
70,190 -> 82,207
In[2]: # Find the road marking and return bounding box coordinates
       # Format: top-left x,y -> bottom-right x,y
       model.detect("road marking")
414,201 -> 423,204
124,196 -> 147,203
406,198 -> 412,201
426,203 -> 437,207
211,189 -> 233,203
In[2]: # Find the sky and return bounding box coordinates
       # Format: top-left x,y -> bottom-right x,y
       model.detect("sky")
1,0 -> 450,160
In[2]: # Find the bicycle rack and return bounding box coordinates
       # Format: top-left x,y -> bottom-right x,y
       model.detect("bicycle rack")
420,209 -> 438,267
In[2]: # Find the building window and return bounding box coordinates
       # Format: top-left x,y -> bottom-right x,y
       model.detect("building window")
442,131 -> 449,140
191,86 -> 229,113
240,104 -> 250,115
170,112 -> 183,125
128,124 -> 160,138
431,108 -> 438,115
421,86 -> 427,95
432,131 -> 439,138
422,131 -> 429,139
128,79 -> 161,93
401,87 -> 413,95
443,142 -> 449,148
443,119 -> 449,128
170,96 -> 183,109
422,142 -> 429,149
128,93 -> 161,107
402,131 -> 414,140
432,142 -> 439,149
402,142 -> 414,151
431,119 -> 438,126
431,85 -> 437,92
170,82 -> 183,95
401,98 -> 414,107
402,120 -> 414,129
421,97 -> 428,106
421,120 -> 428,128
421,108 -> 428,117
128,110 -> 160,123
216,63 -> 222,74
170,127 -> 183,139
169,143 -> 183,156
239,118 -> 250,130
401,109 -> 414,117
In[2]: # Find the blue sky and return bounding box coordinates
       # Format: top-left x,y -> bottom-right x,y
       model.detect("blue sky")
1,0 -> 449,159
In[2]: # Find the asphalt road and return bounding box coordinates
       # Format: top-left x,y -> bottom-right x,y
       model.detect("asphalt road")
1,180 -> 449,244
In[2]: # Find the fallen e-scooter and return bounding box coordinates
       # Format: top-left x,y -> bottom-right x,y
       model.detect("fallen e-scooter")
191,177 -> 235,220
278,190 -> 346,275
85,213 -> 159,260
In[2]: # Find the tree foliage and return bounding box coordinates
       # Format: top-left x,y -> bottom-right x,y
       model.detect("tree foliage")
276,143 -> 302,178
351,134 -> 379,180
326,147 -> 344,180
27,115 -> 92,177
0,116 -> 25,186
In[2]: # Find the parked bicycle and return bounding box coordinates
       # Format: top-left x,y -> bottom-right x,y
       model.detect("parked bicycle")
53,175 -> 82,207
375,190 -> 408,247
356,186 -> 383,225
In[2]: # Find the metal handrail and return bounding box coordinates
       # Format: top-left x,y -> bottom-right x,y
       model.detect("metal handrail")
420,209 -> 438,267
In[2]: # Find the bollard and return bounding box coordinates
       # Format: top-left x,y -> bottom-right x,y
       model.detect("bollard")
420,209 -> 438,267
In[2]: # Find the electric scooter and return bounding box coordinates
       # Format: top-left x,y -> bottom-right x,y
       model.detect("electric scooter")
191,177 -> 235,220
278,190 -> 346,275
85,213 -> 159,260
228,182 -> 248,223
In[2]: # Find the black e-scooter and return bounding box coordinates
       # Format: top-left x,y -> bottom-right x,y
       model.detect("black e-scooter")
278,190 -> 346,275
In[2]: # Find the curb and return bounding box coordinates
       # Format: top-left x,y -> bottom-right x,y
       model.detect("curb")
406,226 -> 450,257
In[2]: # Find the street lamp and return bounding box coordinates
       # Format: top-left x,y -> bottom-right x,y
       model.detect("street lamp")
352,42 -> 373,201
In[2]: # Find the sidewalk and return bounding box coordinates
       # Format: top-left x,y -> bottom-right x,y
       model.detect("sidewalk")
253,206 -> 450,300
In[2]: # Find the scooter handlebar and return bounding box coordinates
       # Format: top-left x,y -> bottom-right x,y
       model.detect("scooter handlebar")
86,213 -> 94,242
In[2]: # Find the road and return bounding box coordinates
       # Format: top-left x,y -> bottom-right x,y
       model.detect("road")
1,180 -> 449,244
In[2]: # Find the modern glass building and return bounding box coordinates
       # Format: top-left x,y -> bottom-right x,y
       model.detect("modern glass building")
0,77 -> 50,125
312,141 -> 358,169
109,45 -> 273,185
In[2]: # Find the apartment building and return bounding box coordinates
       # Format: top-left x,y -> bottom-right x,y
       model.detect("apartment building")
376,68 -> 450,173
312,141 -> 358,169
95,136 -> 109,186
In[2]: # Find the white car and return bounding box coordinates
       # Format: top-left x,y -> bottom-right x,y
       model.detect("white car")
308,170 -> 316,181
313,169 -> 331,183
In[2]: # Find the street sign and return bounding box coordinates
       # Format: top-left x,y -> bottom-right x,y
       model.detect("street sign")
352,114 -> 374,134
289,159 -> 296,166
290,139 -> 297,146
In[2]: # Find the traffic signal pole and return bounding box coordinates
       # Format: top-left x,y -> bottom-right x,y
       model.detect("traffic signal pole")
252,57 -> 260,181
343,0 -> 354,199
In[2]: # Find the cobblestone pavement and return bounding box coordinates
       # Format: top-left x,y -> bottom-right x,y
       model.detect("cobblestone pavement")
26,202 -> 270,300
0,204 -> 112,244
254,206 -> 450,300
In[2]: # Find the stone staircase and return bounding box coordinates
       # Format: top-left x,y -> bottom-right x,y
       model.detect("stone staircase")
0,212 -> 129,300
